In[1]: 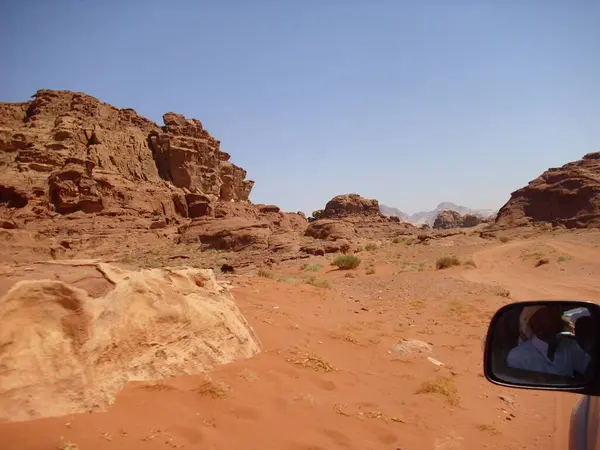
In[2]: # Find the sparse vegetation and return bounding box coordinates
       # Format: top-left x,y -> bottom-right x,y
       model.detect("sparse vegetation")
499,236 -> 510,243
365,265 -> 376,275
492,286 -> 511,298
463,259 -> 477,268
364,243 -> 378,251
57,442 -> 79,450
416,376 -> 459,406
477,424 -> 500,435
257,267 -> 275,278
304,275 -> 331,289
344,272 -> 357,278
333,255 -> 361,270
301,263 -> 322,272
194,379 -> 230,398
392,237 -> 402,244
557,254 -> 572,263
436,256 -> 461,270
400,261 -> 426,272
535,258 -> 550,267
290,352 -> 335,372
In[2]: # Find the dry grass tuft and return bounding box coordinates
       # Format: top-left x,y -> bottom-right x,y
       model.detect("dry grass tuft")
436,256 -> 461,270
557,254 -> 572,263
57,442 -> 80,450
304,275 -> 331,289
257,267 -> 275,278
290,352 -> 335,372
463,259 -> 477,268
477,424 -> 500,435
333,255 -> 361,270
301,263 -> 322,272
416,376 -> 459,405
194,379 -> 230,398
365,265 -> 376,275
492,286 -> 511,298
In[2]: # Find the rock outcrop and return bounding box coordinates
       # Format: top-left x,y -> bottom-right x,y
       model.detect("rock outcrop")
305,194 -> 416,254
311,194 -> 380,220
432,210 -> 487,229
0,260 -> 260,423
0,90 -> 254,224
491,152 -> 600,229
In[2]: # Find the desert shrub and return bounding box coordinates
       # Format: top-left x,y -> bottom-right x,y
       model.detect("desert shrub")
436,256 -> 461,270
492,286 -> 511,298
333,255 -> 361,270
499,236 -> 510,243
365,265 -> 376,275
416,376 -> 458,406
557,254 -> 572,263
304,275 -> 330,289
257,267 -> 275,278
392,237 -> 402,244
463,259 -> 477,268
364,243 -> 378,251
301,264 -> 322,272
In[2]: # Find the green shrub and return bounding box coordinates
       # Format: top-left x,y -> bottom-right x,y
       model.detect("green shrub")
436,256 -> 461,270
333,255 -> 361,270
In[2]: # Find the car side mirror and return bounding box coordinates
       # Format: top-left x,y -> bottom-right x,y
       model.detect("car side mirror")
483,300 -> 600,395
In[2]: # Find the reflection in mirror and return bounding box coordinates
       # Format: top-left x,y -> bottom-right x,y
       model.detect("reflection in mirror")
489,303 -> 597,386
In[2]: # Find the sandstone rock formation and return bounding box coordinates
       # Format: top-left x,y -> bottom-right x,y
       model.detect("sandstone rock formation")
433,210 -> 463,229
490,152 -> 600,229
432,210 -> 487,229
0,260 -> 260,423
305,194 -> 416,254
311,194 -> 380,220
0,90 -> 254,224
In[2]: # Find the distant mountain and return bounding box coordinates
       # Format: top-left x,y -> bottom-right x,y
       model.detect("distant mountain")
379,205 -> 409,221
380,202 -> 497,226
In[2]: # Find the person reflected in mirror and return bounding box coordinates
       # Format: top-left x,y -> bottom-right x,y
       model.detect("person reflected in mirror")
507,305 -> 591,377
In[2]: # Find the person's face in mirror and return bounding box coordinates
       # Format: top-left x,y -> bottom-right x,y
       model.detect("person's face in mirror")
528,306 -> 565,342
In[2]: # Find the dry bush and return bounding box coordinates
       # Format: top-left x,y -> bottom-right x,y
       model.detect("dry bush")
304,275 -> 330,289
499,236 -> 510,243
257,267 -> 275,278
416,376 -> 459,405
492,286 -> 511,298
364,243 -> 378,251
436,256 -> 461,270
333,255 -> 361,270
365,265 -> 376,275
463,259 -> 477,268
194,379 -> 230,398
557,254 -> 572,263
301,263 -> 322,272
290,352 -> 335,372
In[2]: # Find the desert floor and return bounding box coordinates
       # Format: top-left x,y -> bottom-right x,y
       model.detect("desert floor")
2,229 -> 600,450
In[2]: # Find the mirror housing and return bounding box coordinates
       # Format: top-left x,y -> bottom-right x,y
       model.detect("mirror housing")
483,300 -> 600,396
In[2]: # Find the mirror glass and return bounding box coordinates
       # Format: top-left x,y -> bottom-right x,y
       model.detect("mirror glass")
487,302 -> 597,386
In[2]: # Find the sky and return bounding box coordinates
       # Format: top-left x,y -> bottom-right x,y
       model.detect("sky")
1,1 -> 599,215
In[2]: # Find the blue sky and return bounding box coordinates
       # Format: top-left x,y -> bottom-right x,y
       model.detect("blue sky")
1,1 -> 599,215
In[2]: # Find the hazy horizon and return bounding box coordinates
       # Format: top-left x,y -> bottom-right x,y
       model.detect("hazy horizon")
2,1 -> 598,215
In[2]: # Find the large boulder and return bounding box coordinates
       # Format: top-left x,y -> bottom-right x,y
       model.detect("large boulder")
312,193 -> 380,219
433,210 -> 463,229
492,152 -> 600,229
0,261 -> 260,422
178,217 -> 271,251
304,219 -> 356,241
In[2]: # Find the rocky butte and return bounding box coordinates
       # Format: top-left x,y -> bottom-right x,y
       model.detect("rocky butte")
490,152 -> 600,230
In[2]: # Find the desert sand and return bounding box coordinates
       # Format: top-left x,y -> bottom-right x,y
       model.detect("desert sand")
1,227 -> 599,450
